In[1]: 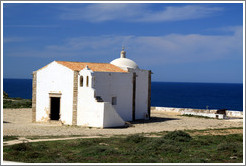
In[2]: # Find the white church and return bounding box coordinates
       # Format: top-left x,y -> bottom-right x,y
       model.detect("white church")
32,49 -> 151,128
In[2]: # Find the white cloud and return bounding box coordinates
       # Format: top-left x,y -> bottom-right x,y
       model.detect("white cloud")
59,4 -> 223,22
5,26 -> 242,68
42,25 -> 242,66
137,5 -> 222,22
59,4 -> 144,22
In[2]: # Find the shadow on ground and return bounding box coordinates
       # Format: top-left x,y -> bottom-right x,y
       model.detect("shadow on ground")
131,117 -> 180,124
105,117 -> 180,129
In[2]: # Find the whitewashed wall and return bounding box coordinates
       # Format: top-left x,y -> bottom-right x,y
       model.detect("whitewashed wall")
135,69 -> 149,119
36,62 -> 74,124
152,107 -> 243,118
93,72 -> 133,121
77,68 -> 103,127
103,102 -> 125,127
77,87 -> 105,127
77,68 -> 124,127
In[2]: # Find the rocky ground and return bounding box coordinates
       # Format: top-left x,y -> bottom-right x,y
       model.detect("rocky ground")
3,108 -> 243,137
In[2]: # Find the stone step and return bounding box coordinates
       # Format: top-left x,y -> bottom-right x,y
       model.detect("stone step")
49,120 -> 63,125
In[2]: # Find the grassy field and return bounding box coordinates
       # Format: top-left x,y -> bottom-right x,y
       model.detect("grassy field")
3,91 -> 32,108
3,98 -> 32,108
3,136 -> 19,142
3,131 -> 243,163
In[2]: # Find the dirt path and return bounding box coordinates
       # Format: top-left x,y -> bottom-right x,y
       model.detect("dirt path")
3,135 -> 110,146
188,128 -> 243,136
3,108 -> 243,137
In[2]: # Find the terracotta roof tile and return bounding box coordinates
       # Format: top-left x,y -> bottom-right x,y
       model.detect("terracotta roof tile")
56,61 -> 127,73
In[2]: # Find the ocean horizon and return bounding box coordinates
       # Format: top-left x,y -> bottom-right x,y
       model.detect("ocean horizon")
3,78 -> 243,111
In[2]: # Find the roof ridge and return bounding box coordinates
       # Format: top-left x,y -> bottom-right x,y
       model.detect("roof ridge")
55,60 -> 110,64
55,60 -> 127,73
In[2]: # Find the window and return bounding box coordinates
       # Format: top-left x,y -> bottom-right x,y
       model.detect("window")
112,97 -> 117,105
80,76 -> 83,87
86,76 -> 89,87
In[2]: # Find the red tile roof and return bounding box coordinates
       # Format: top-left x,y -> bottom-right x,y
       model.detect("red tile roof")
55,61 -> 127,73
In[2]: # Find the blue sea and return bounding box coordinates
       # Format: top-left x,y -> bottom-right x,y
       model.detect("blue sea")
3,79 -> 243,111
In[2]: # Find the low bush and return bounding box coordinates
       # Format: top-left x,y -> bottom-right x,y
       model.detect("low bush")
3,91 -> 9,98
125,134 -> 146,143
143,137 -> 173,151
217,142 -> 242,153
159,144 -> 182,153
163,130 -> 192,142
81,145 -> 119,156
11,142 -> 32,151
3,99 -> 32,108
3,136 -> 18,141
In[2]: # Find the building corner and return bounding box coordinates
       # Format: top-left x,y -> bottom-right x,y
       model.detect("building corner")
72,71 -> 79,125
32,71 -> 37,122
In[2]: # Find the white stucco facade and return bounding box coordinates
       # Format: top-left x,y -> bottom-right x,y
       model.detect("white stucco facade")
35,61 -> 74,125
134,69 -> 150,120
93,72 -> 133,121
33,49 -> 151,128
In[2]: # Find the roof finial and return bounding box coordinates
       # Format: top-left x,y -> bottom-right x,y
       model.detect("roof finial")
120,46 -> 126,58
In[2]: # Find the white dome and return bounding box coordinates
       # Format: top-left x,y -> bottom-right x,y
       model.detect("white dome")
110,58 -> 138,70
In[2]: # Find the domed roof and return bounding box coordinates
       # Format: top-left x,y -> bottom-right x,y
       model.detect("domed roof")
110,48 -> 139,70
110,58 -> 138,70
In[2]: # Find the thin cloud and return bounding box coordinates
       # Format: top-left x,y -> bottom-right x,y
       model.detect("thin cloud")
5,26 -> 242,69
59,4 -> 223,22
137,5 -> 223,22
3,37 -> 30,43
4,25 -> 58,28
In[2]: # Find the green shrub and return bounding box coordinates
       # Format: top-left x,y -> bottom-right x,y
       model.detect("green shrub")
163,130 -> 192,142
139,156 -> 161,163
28,152 -> 41,159
144,138 -> 173,150
78,139 -> 100,146
159,144 -> 182,153
3,99 -> 32,108
54,155 -> 68,163
3,136 -> 18,141
125,134 -> 146,143
11,143 -> 32,151
226,134 -> 243,142
3,91 -> 9,98
3,100 -> 12,108
217,142 -> 242,153
12,97 -> 23,100
186,158 -> 208,163
36,144 -> 48,150
81,145 -> 119,156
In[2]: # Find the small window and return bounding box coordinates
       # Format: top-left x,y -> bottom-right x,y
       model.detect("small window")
80,76 -> 83,87
112,97 -> 117,105
86,76 -> 89,87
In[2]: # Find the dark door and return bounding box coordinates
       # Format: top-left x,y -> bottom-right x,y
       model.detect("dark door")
50,97 -> 60,120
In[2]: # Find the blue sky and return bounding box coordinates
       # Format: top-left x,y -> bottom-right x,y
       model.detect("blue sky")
3,2 -> 244,83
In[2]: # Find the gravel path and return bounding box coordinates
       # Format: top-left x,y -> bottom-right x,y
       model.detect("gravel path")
3,108 -> 243,137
